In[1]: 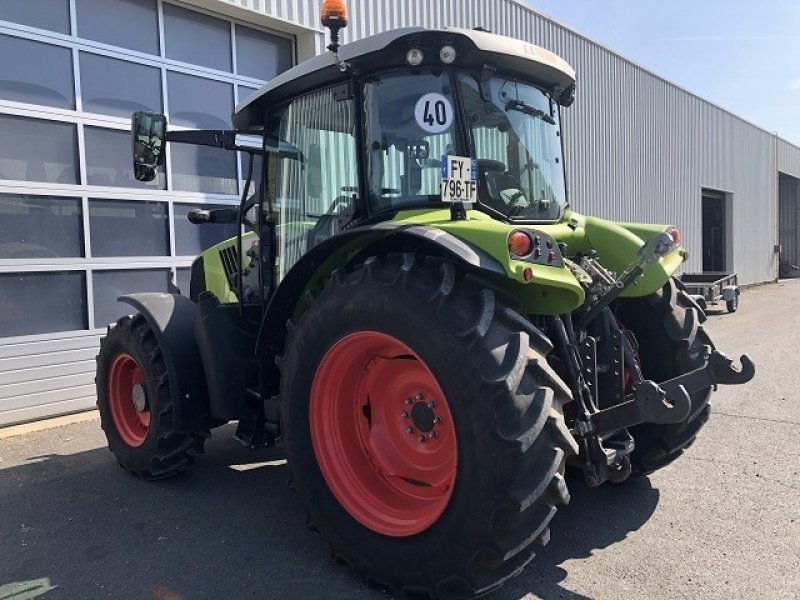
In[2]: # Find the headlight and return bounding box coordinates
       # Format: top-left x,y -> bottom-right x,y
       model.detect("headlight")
406,48 -> 424,66
439,45 -> 456,64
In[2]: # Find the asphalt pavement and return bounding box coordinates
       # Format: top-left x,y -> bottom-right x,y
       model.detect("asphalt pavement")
1,279 -> 798,600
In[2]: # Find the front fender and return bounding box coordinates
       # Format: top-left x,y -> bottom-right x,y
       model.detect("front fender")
118,293 -> 210,434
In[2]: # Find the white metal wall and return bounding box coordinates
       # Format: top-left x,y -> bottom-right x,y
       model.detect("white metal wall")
220,0 -> 797,286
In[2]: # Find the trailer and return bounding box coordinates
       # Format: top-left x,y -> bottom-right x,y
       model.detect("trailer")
680,272 -> 740,312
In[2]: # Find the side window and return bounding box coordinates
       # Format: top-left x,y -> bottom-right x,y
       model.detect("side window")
273,88 -> 358,280
364,72 -> 457,212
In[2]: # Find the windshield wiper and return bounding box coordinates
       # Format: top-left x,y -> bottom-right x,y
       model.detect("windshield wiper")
505,100 -> 556,125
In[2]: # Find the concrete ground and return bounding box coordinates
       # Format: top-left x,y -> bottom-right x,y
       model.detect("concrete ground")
1,280 -> 798,600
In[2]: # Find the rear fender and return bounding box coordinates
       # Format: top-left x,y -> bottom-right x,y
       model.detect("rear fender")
118,293 -> 211,434
255,223 -> 505,396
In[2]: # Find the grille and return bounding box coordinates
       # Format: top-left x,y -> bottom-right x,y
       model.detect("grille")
218,245 -> 238,287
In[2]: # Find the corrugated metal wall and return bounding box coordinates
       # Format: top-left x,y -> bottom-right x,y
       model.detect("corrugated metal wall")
779,138 -> 800,179
220,0 -> 798,284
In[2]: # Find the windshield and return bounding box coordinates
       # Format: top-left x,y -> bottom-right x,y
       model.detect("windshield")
363,71 -> 459,212
458,74 -> 567,221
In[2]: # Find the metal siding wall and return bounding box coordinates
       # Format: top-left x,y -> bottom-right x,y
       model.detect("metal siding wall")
778,138 -> 800,179
219,0 -> 788,284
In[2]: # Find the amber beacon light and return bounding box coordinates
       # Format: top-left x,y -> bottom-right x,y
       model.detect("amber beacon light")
321,0 -> 349,53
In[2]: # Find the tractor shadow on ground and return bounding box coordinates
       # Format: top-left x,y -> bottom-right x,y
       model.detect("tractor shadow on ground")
0,425 -> 659,600
489,475 -> 660,600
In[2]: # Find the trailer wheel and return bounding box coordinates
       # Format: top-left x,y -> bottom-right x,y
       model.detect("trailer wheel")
617,278 -> 714,476
96,314 -> 197,479
280,254 -> 577,599
726,295 -> 738,313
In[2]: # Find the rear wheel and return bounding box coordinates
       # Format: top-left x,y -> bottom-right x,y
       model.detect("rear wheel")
617,278 -> 714,476
281,254 -> 577,599
96,314 -> 198,479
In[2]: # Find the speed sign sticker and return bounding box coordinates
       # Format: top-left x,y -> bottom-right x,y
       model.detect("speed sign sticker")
414,93 -> 453,134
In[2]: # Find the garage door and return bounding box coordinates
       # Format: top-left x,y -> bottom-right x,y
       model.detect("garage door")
0,0 -> 294,426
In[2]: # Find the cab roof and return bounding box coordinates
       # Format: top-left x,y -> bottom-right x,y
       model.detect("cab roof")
233,26 -> 576,130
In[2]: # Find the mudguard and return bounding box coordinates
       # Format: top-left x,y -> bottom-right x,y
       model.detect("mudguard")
118,293 -> 210,434
255,223 -> 505,395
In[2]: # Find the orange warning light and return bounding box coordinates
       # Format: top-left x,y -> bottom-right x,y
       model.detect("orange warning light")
321,0 -> 349,28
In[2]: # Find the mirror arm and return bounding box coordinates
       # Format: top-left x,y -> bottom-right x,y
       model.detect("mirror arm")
164,129 -> 284,155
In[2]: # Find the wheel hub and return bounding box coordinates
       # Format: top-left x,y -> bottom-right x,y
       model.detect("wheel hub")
132,383 -> 148,413
410,399 -> 435,432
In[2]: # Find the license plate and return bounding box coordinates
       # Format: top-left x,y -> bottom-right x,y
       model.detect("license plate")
440,155 -> 477,204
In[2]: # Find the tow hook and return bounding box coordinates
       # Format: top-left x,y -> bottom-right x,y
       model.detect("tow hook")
586,350 -> 755,435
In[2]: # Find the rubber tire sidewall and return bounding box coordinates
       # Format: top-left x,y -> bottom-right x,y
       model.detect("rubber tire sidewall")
97,318 -> 169,472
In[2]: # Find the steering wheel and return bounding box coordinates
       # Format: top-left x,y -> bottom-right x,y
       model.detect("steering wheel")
476,159 -> 529,209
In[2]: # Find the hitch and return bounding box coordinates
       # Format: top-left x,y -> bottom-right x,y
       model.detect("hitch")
586,350 -> 755,435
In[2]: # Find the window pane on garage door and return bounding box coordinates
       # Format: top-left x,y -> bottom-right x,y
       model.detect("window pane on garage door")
75,0 -> 159,55
93,269 -> 170,328
0,0 -> 70,34
163,3 -> 232,72
80,52 -> 162,118
89,199 -> 168,257
0,194 -> 83,259
171,145 -> 238,195
0,272 -> 87,337
0,35 -> 74,109
0,115 -> 78,184
167,72 -> 233,130
235,25 -> 293,81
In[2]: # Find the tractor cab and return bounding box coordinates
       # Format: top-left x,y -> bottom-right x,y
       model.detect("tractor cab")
132,25 -> 580,296
233,26 -> 576,273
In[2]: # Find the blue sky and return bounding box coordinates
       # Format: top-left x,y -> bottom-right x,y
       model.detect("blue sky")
525,0 -> 800,145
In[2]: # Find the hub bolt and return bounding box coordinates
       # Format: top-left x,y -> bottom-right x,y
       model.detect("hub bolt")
406,427 -> 416,434
418,435 -> 426,443
405,397 -> 414,405
433,416 -> 443,425
428,400 -> 437,409
416,393 -> 425,401
401,411 -> 410,419
429,431 -> 438,439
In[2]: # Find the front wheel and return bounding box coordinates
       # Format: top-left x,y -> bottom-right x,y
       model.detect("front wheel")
96,314 -> 198,479
280,254 -> 577,599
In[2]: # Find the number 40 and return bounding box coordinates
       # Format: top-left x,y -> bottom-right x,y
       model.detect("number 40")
424,100 -> 448,127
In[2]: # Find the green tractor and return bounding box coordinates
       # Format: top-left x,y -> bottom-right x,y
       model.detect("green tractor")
96,5 -> 754,598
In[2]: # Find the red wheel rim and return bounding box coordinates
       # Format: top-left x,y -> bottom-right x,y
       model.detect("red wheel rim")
310,331 -> 457,537
108,353 -> 150,447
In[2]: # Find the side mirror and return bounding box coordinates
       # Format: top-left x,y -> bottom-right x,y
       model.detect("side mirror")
131,111 -> 167,182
